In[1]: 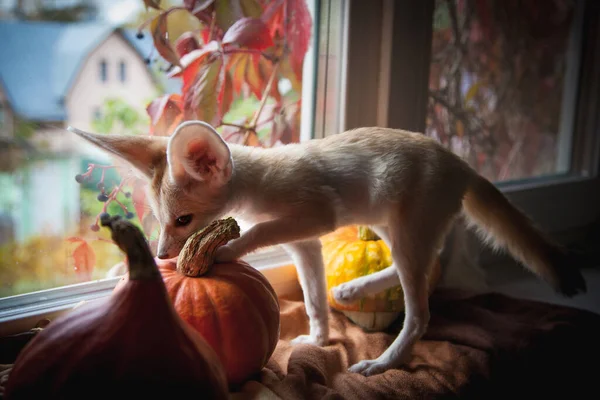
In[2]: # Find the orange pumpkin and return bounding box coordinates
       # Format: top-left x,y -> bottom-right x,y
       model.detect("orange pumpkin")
320,225 -> 442,330
114,218 -> 280,388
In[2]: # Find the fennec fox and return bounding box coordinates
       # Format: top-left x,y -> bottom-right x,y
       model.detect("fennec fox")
69,121 -> 586,376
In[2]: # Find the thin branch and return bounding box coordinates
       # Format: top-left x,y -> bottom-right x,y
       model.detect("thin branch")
250,61 -> 280,128
256,114 -> 276,129
207,9 -> 217,43
499,137 -> 524,180
446,0 -> 465,54
429,90 -> 489,132
220,122 -> 248,130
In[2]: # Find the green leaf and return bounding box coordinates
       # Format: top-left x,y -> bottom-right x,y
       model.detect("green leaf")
144,0 -> 162,11
215,0 -> 262,32
222,17 -> 273,51
239,0 -> 262,18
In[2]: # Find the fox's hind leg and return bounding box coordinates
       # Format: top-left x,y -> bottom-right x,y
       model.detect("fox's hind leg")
348,202 -> 460,376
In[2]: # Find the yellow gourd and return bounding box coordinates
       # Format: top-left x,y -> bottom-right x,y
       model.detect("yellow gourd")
320,226 -> 442,331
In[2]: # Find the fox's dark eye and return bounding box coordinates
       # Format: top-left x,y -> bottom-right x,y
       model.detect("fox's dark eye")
175,214 -> 193,227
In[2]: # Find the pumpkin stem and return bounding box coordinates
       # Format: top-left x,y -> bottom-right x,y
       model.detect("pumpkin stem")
176,217 -> 241,277
358,226 -> 380,241
100,214 -> 160,280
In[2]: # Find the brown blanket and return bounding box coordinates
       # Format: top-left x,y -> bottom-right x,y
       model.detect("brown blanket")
233,289 -> 600,400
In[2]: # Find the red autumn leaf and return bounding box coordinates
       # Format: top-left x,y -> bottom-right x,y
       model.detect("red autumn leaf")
146,94 -> 184,136
150,11 -> 182,68
227,53 -> 248,94
66,237 -> 96,281
247,55 -> 280,101
184,55 -> 231,125
244,55 -> 264,99
168,40 -> 219,80
222,17 -> 274,51
132,180 -> 149,222
263,0 -> 312,80
219,68 -> 234,120
278,55 -> 301,92
175,31 -> 201,57
227,53 -> 280,101
199,26 -> 213,44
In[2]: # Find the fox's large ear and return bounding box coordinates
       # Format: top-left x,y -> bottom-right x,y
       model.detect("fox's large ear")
68,127 -> 167,179
166,121 -> 233,187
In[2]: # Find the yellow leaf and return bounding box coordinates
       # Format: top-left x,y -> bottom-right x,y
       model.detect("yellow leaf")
464,81 -> 483,104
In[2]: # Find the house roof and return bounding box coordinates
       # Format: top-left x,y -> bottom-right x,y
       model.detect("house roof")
0,20 -> 181,122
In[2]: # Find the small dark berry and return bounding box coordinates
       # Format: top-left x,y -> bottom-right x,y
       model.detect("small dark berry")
90,224 -> 100,232
125,192 -> 131,198
126,212 -> 135,219
97,182 -> 105,190
99,212 -> 111,225
75,174 -> 84,183
97,193 -> 109,202
136,31 -> 144,39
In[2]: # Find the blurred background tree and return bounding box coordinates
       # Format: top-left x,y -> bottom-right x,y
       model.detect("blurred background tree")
427,0 -> 575,182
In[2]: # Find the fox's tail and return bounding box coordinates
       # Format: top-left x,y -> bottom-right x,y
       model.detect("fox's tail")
461,173 -> 587,297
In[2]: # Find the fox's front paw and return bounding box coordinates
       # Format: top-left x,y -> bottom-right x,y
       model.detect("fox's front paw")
291,334 -> 328,347
215,244 -> 237,263
332,282 -> 364,305
348,350 -> 410,376
348,358 -> 392,376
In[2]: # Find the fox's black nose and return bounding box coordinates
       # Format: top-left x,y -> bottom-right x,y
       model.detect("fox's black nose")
157,253 -> 170,259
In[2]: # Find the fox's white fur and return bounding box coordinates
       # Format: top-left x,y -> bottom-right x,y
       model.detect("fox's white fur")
69,121 -> 586,376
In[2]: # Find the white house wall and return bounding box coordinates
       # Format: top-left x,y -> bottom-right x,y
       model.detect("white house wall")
66,31 -> 158,160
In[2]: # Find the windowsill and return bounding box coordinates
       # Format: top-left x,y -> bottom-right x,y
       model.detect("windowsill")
494,172 -> 591,193
0,247 -> 299,337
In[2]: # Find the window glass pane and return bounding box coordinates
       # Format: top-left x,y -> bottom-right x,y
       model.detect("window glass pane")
427,0 -> 581,183
0,0 -> 318,298
119,61 -> 126,82
314,0 -> 347,139
99,59 -> 108,82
